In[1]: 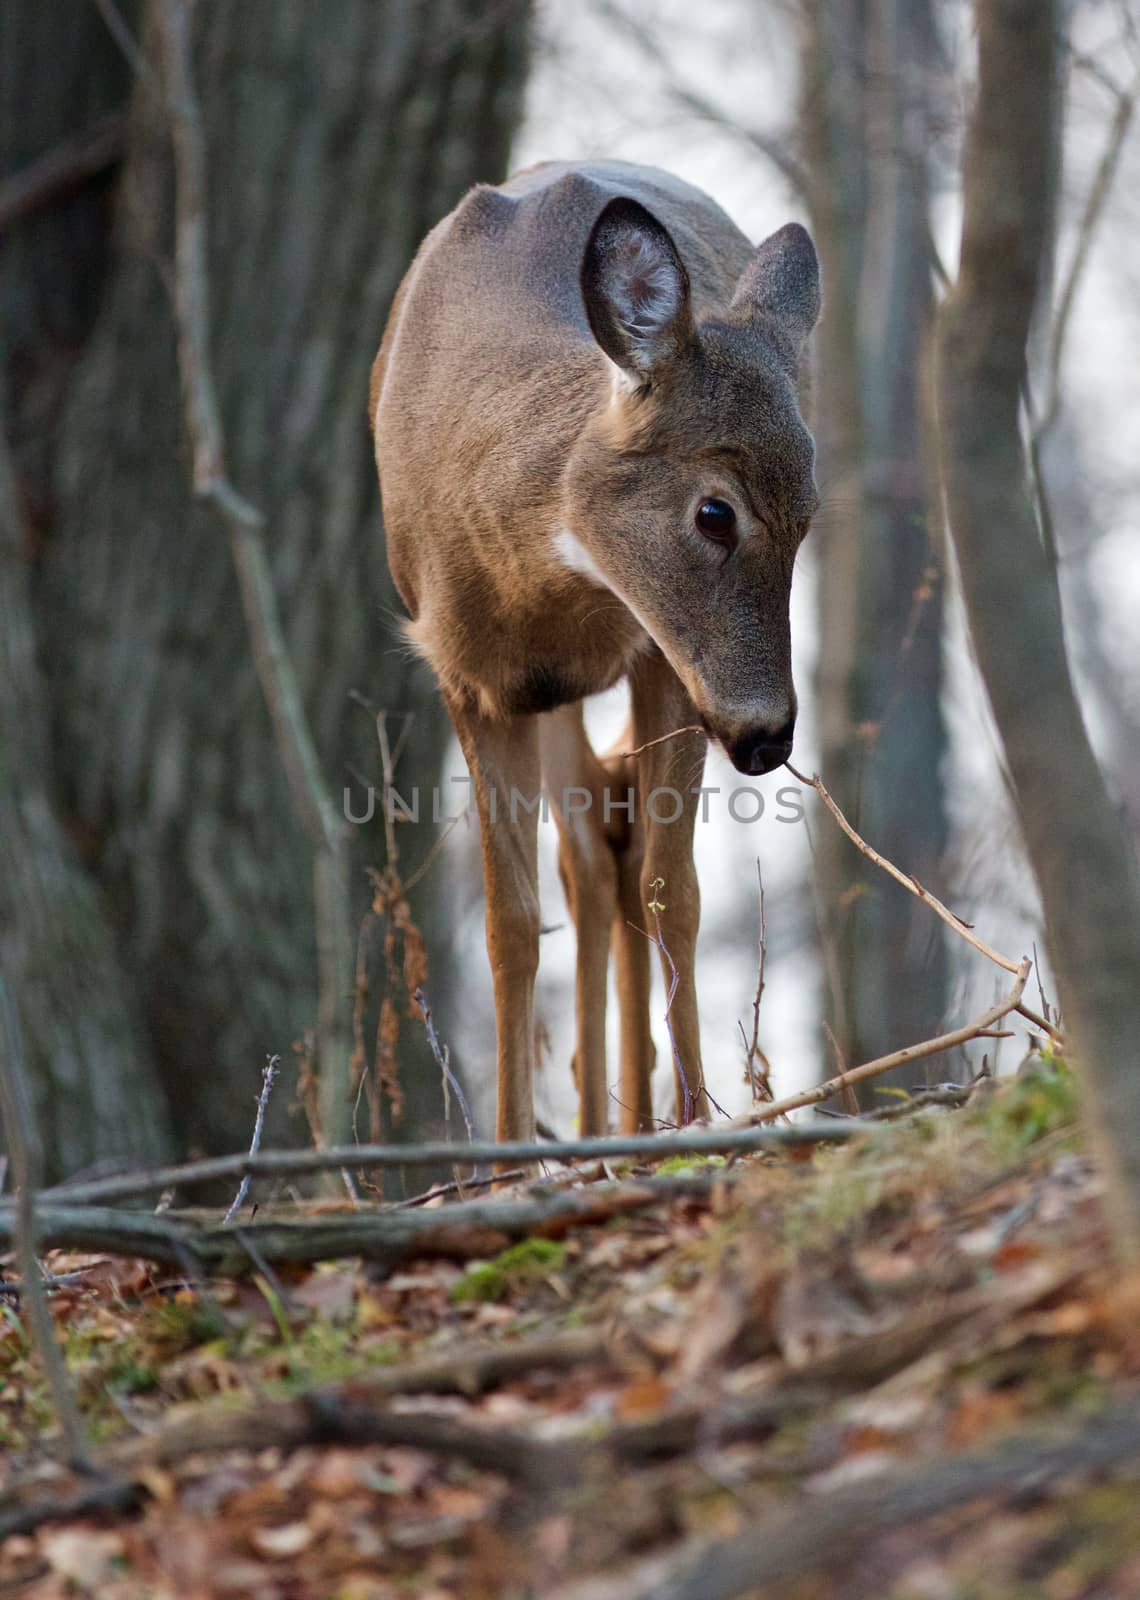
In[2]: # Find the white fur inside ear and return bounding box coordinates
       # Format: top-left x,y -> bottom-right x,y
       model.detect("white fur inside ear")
617,229 -> 685,335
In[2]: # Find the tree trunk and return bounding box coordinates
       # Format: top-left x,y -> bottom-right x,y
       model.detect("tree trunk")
936,0 -> 1140,1264
799,0 -> 949,1088
0,0 -> 172,1178
5,0 -> 532,1174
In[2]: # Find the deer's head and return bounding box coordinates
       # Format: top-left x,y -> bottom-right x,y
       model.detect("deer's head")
562,197 -> 821,776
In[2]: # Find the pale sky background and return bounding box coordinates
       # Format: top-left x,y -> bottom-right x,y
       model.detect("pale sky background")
435,0 -> 1140,1137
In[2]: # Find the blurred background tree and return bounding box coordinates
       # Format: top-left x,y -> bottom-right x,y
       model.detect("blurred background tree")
0,0 -> 533,1179
799,0 -> 950,1089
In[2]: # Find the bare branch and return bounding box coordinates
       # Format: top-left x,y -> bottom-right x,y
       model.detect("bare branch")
1035,62 -> 1139,444
0,113 -> 124,230
415,986 -> 475,1142
750,958 -> 1032,1124
34,1123 -> 859,1211
595,0 -> 811,200
223,1055 -> 280,1222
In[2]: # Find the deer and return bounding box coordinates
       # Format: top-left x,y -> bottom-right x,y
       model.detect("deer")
371,159 -> 820,1146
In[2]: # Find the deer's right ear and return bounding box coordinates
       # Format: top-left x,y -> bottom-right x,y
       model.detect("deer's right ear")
581,197 -> 693,387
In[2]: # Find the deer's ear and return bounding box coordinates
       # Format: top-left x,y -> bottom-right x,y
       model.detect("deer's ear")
732,222 -> 821,358
581,197 -> 693,385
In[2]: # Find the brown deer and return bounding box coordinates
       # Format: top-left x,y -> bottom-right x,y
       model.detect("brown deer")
371,160 -> 820,1144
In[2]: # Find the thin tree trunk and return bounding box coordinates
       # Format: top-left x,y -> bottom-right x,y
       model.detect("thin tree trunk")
799,0 -> 949,1088
936,0 -> 1140,1263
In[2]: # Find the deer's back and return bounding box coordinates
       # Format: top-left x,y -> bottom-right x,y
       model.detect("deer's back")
372,162 -> 753,698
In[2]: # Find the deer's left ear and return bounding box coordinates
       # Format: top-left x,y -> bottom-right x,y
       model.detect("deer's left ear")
732,222 -> 821,360
581,197 -> 694,386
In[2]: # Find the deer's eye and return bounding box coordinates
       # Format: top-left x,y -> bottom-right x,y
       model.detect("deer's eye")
695,498 -> 737,543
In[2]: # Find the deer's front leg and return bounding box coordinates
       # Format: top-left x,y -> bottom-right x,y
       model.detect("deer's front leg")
448,700 -> 542,1144
630,653 -> 709,1124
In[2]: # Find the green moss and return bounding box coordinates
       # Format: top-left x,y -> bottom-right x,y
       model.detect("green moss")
977,1053 -> 1078,1156
450,1238 -> 567,1304
654,1154 -> 727,1178
108,1354 -> 160,1395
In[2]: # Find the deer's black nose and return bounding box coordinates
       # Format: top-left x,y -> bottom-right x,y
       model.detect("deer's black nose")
728,718 -> 795,777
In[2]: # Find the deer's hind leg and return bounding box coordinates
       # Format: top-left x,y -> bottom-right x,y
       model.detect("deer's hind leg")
541,704 -> 618,1136
588,734 -> 656,1134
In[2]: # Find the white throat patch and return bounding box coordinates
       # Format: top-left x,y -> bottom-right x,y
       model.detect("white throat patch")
554,525 -> 611,590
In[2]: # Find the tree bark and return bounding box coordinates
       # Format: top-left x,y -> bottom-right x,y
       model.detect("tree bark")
0,0 -> 172,1178
4,0 -> 533,1174
799,0 -> 950,1089
936,0 -> 1140,1263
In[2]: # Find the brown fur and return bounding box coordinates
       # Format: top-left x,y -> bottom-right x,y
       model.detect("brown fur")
371,160 -> 820,1142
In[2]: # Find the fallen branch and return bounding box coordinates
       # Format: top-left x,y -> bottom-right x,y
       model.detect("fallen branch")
0,1326 -> 824,1541
786,761 -> 1060,1041
1,1175 -> 742,1274
748,959 -> 1032,1125
596,1404 -> 1140,1600
33,1123 -> 858,1210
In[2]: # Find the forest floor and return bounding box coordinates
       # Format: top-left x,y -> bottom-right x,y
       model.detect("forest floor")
3,1060 -> 1140,1600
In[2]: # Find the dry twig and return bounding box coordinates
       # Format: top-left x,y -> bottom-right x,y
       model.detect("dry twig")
414,986 -> 475,1142
30,1123 -> 857,1211
619,724 -> 704,760
787,761 -> 1060,1042
223,1055 -> 280,1223
749,959 -> 1032,1125
0,983 -> 89,1468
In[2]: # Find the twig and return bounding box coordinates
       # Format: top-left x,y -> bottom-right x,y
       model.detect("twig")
619,724 -> 704,759
742,861 -> 776,1104
154,0 -> 354,1145
786,761 -> 1062,1042
0,983 -> 90,1469
414,987 -> 475,1142
90,0 -> 158,86
749,959 -> 1032,1124
595,0 -> 811,199
223,1056 -> 280,1222
31,1124 -> 858,1210
1034,64 -> 1139,446
0,112 -> 124,230
395,1168 -> 528,1208
787,761 -> 1017,970
645,879 -> 693,1124
822,1021 -> 860,1115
